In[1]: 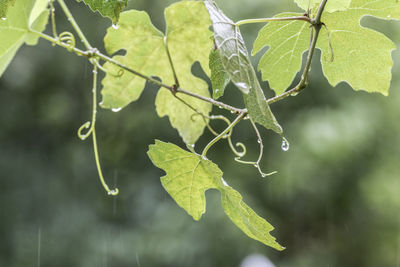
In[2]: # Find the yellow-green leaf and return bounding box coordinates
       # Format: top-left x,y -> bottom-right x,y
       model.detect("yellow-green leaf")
0,0 -> 49,76
147,140 -> 284,250
254,0 -> 400,96
252,12 -> 310,96
101,1 -> 213,144
77,0 -> 127,24
318,0 -> 400,95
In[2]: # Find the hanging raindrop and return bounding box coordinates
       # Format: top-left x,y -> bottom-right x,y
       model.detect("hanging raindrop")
281,137 -> 290,151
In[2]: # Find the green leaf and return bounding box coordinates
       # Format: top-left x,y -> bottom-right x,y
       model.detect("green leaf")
0,0 -> 16,18
205,1 -> 283,134
252,12 -> 310,96
256,0 -> 400,96
317,0 -> 400,95
0,0 -> 49,76
101,1 -> 213,145
209,48 -> 230,99
294,0 -> 351,12
147,140 -> 284,250
205,0 -> 252,94
76,0 -> 127,24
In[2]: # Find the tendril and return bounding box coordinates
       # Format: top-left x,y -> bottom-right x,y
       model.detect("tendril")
58,31 -> 76,51
233,119 -> 277,178
77,64 -> 119,196
77,121 -> 92,140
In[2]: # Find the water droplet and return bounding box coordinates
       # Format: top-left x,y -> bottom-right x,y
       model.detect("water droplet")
218,106 -> 223,109
253,163 -> 258,168
257,139 -> 261,144
215,89 -> 219,93
112,24 -> 119,29
1,17 -> 6,21
112,107 -> 122,112
387,15 -> 391,18
261,173 -> 266,178
281,137 -> 290,151
201,155 -> 208,161
236,82 -> 249,91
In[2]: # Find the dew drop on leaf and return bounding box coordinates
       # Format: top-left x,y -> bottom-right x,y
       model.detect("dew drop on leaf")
111,107 -> 122,112
112,24 -> 119,29
1,17 -> 6,21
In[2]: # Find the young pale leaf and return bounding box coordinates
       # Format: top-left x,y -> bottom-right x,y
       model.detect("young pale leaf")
147,140 -> 284,250
294,0 -> 351,12
257,0 -> 400,96
205,0 -> 253,94
317,0 -> 400,95
76,0 -> 127,24
0,0 -> 49,76
0,0 -> 16,18
101,1 -> 213,145
209,49 -> 230,99
205,1 -> 283,134
252,13 -> 310,96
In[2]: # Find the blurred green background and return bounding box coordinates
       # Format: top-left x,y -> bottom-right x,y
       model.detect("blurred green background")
1,0 -> 400,266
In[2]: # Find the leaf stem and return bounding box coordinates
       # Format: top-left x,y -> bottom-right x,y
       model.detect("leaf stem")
236,16 -> 312,26
57,0 -> 92,49
202,112 -> 246,157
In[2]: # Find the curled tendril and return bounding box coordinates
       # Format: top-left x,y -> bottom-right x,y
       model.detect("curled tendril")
58,31 -> 76,51
77,121 -> 93,140
228,139 -> 247,158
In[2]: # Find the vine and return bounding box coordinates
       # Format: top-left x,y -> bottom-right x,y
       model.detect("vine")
1,0 -> 399,250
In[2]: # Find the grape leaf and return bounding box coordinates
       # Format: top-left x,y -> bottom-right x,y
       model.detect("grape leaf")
147,140 -> 284,250
255,0 -> 400,96
252,12 -> 310,96
205,0 -> 283,135
294,0 -> 351,12
0,0 -> 49,76
317,0 -> 400,95
0,0 -> 16,18
209,48 -> 230,99
101,1 -> 213,145
76,0 -> 127,24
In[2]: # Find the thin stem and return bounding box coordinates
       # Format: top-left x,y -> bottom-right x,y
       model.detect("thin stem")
202,112 -> 246,157
57,0 -> 92,49
176,88 -> 244,114
236,16 -> 311,26
50,0 -> 58,38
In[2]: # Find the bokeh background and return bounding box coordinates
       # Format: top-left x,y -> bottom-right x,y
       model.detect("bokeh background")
1,0 -> 400,266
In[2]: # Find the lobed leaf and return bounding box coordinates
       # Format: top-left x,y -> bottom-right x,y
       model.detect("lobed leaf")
101,1 -> 213,145
252,12 -> 310,96
0,0 -> 49,76
255,0 -> 400,96
76,0 -> 127,24
317,0 -> 400,95
147,140 -> 284,250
